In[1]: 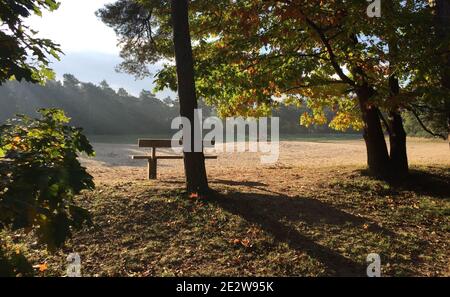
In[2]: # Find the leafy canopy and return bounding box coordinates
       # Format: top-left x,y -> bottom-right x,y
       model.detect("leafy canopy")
184,0 -> 443,129
0,0 -> 62,84
99,0 -> 448,133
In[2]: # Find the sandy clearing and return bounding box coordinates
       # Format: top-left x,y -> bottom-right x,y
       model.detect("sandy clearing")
79,138 -> 449,187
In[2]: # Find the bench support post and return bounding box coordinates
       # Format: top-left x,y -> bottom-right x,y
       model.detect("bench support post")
148,147 -> 157,180
147,158 -> 157,180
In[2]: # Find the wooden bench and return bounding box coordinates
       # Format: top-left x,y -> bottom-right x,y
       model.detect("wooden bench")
131,139 -> 217,179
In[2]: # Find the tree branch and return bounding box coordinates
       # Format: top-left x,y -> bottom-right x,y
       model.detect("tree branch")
377,110 -> 392,135
282,80 -> 347,93
407,107 -> 447,139
297,11 -> 356,87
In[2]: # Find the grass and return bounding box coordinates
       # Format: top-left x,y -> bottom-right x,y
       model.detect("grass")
7,165 -> 450,277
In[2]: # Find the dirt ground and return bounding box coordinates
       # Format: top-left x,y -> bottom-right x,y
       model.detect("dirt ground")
80,138 -> 449,188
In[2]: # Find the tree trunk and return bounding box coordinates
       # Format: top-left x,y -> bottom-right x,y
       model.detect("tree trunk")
388,110 -> 408,175
356,86 -> 391,177
387,77 -> 409,176
171,0 -> 209,194
383,2 -> 408,176
435,0 -> 450,147
448,112 -> 450,148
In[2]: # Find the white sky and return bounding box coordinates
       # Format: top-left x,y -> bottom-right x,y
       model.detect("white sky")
28,0 -> 119,54
26,0 -> 174,98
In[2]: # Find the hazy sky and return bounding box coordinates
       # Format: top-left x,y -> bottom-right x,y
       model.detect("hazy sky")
27,0 -> 173,98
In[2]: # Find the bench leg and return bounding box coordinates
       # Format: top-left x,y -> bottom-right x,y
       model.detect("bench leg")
148,158 -> 157,180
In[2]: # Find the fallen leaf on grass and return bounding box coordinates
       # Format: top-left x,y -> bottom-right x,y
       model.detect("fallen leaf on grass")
231,238 -> 252,248
241,239 -> 252,247
33,263 -> 48,272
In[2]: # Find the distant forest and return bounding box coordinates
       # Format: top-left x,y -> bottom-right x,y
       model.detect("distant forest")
0,74 -> 177,135
0,74 -> 424,136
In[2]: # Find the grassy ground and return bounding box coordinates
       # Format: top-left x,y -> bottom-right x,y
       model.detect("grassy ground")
10,165 -> 449,277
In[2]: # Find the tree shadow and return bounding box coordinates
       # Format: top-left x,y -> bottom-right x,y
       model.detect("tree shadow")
403,168 -> 450,199
210,190 -> 395,276
163,180 -> 185,185
211,179 -> 268,187
357,167 -> 450,199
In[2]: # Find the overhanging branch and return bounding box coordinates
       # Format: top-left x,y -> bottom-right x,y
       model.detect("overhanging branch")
407,107 -> 446,140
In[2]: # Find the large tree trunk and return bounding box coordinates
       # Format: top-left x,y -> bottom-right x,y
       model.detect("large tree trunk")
387,76 -> 408,177
171,0 -> 209,194
356,86 -> 391,177
388,110 -> 408,176
384,2 -> 408,176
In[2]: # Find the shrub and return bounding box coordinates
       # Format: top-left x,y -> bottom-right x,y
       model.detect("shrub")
0,109 -> 94,276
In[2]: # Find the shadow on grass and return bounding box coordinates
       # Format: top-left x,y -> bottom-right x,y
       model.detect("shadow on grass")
211,179 -> 268,187
210,190 -> 394,276
357,166 -> 450,199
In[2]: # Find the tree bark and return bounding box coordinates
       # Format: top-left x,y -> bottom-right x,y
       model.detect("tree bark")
356,86 -> 391,177
388,111 -> 408,176
383,1 -> 408,176
171,0 -> 209,194
446,89 -> 450,149
387,76 -> 408,177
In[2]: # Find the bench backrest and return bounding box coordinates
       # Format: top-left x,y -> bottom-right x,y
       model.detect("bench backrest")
138,139 -> 215,148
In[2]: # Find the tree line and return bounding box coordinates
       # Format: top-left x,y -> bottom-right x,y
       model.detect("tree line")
0,75 -> 363,136
0,75 -> 175,135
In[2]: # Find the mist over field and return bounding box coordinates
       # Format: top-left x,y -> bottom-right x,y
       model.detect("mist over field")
0,78 -> 430,139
